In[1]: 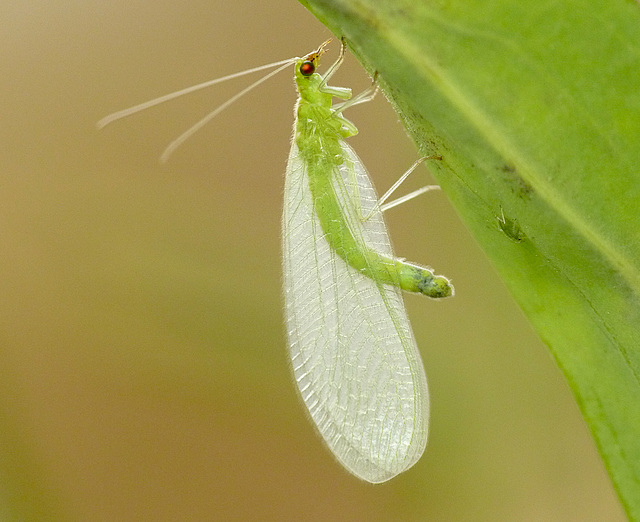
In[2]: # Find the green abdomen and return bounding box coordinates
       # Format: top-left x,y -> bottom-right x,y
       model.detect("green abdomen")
296,117 -> 453,300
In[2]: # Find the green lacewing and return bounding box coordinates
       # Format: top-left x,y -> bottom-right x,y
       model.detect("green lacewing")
98,39 -> 453,482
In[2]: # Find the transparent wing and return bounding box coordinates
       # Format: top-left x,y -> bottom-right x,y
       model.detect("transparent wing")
282,135 -> 429,483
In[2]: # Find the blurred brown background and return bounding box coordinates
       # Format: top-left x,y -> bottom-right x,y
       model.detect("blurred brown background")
0,1 -> 625,520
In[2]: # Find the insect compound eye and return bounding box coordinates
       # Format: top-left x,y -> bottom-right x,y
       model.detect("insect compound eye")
300,61 -> 315,76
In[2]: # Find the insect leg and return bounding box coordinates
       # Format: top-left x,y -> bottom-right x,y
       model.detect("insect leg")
329,72 -> 379,138
363,156 -> 443,220
320,37 -> 347,85
379,185 -> 441,213
333,72 -> 379,114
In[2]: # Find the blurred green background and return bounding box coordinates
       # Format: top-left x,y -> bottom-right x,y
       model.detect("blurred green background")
0,1 -> 625,520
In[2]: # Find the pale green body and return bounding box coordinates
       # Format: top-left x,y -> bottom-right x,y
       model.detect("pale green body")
98,41 -> 454,483
293,58 -> 452,298
283,46 -> 452,482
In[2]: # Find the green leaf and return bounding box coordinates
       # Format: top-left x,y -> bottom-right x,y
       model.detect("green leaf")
299,0 -> 640,517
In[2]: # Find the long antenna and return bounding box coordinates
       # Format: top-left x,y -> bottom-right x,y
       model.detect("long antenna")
97,41 -> 334,161
97,57 -> 296,130
159,60 -> 293,162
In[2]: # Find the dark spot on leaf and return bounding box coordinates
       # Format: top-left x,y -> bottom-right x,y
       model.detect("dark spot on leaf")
499,163 -> 533,199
